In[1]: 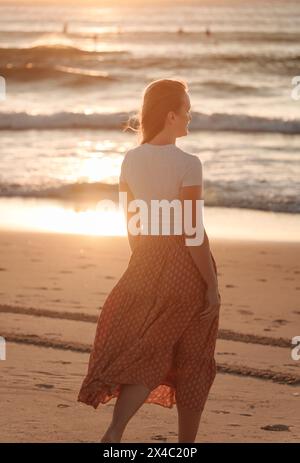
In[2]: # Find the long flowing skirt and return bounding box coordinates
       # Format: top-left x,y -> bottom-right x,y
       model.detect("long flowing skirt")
77,234 -> 220,413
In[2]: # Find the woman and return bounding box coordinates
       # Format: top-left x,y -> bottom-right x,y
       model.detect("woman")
77,78 -> 221,443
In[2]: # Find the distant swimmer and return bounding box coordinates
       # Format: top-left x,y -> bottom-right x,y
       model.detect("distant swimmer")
93,33 -> 98,51
205,27 -> 211,37
63,22 -> 68,34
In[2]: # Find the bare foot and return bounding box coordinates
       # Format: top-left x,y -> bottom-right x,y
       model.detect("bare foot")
100,426 -> 122,443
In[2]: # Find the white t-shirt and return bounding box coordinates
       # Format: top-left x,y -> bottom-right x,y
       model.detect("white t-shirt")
119,143 -> 203,234
119,143 -> 202,203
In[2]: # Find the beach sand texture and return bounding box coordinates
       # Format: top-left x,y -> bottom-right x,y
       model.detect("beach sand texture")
0,230 -> 299,442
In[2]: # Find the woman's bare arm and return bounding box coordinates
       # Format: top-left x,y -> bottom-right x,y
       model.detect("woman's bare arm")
185,228 -> 218,288
179,185 -> 218,289
119,180 -> 141,253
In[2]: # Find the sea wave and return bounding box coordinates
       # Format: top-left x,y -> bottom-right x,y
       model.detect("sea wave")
197,80 -> 265,94
0,65 -> 263,92
0,44 -> 130,59
1,110 -> 300,134
0,64 -> 118,83
0,180 -> 298,214
0,44 -> 299,72
1,29 -> 300,44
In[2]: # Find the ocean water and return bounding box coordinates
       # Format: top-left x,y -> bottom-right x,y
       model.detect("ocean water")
0,0 -> 299,217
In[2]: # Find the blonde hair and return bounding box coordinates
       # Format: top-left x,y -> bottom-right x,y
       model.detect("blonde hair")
122,78 -> 188,145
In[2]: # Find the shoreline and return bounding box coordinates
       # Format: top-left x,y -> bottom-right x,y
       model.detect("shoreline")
0,226 -> 299,244
0,197 -> 299,242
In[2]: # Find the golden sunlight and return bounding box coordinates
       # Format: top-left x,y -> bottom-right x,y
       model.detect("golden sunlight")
0,198 -> 127,236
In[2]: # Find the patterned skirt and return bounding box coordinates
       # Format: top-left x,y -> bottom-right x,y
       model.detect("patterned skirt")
77,234 -> 220,413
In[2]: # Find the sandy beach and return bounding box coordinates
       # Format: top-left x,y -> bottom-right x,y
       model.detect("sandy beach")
0,229 -> 299,442
1,0 -> 300,446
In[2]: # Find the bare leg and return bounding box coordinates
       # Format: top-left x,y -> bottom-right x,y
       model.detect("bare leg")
176,404 -> 202,443
100,383 -> 151,443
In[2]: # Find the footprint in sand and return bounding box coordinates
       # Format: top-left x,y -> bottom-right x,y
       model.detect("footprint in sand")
151,434 -> 167,441
225,284 -> 236,288
238,309 -> 253,315
105,275 -> 115,280
35,383 -> 54,389
212,410 -> 230,415
79,264 -> 96,269
0,267 -> 7,271
261,424 -> 290,432
218,352 -> 237,356
49,361 -> 71,365
57,404 -> 70,408
257,278 -> 267,282
273,319 -> 289,325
